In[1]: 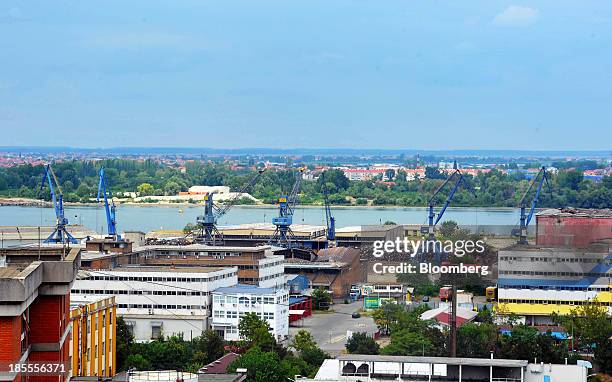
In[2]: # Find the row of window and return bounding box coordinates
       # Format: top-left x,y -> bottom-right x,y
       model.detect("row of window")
117,303 -> 206,310
87,272 -> 236,283
499,285 -> 609,292
500,256 -> 605,263
214,310 -> 275,320
499,271 -> 609,277
498,299 -> 611,306
213,294 -> 289,305
73,289 -> 209,296
153,251 -> 243,257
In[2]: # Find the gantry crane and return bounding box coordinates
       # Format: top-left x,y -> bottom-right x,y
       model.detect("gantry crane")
321,171 -> 336,243
269,168 -> 304,248
421,162 -> 477,241
513,166 -> 551,244
39,164 -> 77,244
97,167 -> 120,240
195,169 -> 265,245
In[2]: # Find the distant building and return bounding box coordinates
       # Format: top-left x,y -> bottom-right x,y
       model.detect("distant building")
71,266 -> 238,342
420,305 -> 478,329
342,168 -> 386,181
69,296 -> 117,378
211,285 -> 289,342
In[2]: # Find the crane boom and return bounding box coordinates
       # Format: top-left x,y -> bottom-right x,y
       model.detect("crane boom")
39,164 -> 77,244
195,169 -> 265,245
515,166 -> 551,244
97,167 -> 119,239
422,163 -> 477,240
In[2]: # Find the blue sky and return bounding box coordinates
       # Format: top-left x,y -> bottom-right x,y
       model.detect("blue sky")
1,1 -> 611,150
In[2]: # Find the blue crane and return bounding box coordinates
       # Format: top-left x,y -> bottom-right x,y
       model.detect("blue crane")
269,168 -> 304,248
39,164 -> 77,244
421,162 -> 477,241
97,167 -> 120,239
195,169 -> 265,245
514,166 -> 551,244
320,171 -> 336,242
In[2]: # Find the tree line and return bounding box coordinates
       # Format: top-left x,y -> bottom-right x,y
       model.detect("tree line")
0,160 -> 610,208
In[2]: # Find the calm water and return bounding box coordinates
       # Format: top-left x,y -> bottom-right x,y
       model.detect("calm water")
0,205 -> 521,233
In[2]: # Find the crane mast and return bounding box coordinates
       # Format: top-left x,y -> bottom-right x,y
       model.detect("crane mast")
514,166 -> 551,244
97,167 -> 120,239
321,171 -> 336,243
269,168 -> 304,248
195,169 -> 265,245
39,164 -> 77,244
422,162 -> 477,241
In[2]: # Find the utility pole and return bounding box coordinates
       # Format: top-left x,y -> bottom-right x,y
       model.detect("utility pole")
449,285 -> 457,357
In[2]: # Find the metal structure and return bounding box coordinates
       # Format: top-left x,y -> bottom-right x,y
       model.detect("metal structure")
421,162 -> 477,240
321,171 -> 336,242
513,166 -> 551,244
39,164 -> 77,244
195,169 -> 265,245
269,168 -> 304,248
97,167 -> 120,239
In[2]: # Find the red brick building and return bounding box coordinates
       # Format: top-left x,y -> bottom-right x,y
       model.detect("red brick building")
536,208 -> 612,248
0,247 -> 81,382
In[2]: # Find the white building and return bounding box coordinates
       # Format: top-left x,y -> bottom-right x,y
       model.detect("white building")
71,266 -> 238,342
211,285 -> 289,342
303,355 -> 589,382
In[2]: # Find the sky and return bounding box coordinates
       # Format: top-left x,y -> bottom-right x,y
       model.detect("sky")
1,0 -> 611,150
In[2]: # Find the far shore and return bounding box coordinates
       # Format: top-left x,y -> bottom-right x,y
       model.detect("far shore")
0,196 -> 518,211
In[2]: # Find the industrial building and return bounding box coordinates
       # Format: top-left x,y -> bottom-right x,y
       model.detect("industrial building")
497,243 -> 611,324
302,354 -> 589,382
536,208 -> 612,248
80,244 -> 286,288
0,246 -> 81,382
69,295 -> 117,378
211,285 -> 289,342
71,266 -> 238,342
284,247 -> 364,298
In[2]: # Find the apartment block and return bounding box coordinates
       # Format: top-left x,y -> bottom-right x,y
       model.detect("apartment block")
69,296 -> 117,378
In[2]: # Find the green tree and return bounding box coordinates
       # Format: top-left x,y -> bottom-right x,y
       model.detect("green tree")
381,330 -> 432,356
228,347 -> 287,382
137,182 -> 155,196
345,332 -> 380,355
311,288 -> 332,310
239,312 -> 276,351
116,316 -> 134,371
291,330 -> 317,352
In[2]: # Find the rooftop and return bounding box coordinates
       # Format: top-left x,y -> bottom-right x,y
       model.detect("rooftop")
214,284 -> 281,295
79,266 -> 232,276
336,354 -> 528,368
537,207 -> 612,218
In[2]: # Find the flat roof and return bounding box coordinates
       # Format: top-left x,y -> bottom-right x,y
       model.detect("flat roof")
220,223 -> 325,234
136,244 -> 271,252
0,266 -> 25,278
214,284 -> 281,295
84,266 -> 233,274
538,207 -> 612,218
337,355 -> 528,368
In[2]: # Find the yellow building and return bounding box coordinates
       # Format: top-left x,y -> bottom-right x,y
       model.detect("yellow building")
70,295 -> 117,378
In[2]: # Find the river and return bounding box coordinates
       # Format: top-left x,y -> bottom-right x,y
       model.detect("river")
0,205 -> 521,233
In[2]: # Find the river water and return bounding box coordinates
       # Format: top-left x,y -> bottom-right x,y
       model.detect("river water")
0,205 -> 521,233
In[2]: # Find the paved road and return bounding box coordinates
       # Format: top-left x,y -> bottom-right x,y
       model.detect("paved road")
289,300 -> 378,355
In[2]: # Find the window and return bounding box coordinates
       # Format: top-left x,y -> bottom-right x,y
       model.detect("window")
151,323 -> 162,340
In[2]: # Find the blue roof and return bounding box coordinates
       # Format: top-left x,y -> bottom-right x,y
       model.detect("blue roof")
500,329 -> 568,340
289,296 -> 309,305
214,284 -> 279,295
498,277 -> 598,288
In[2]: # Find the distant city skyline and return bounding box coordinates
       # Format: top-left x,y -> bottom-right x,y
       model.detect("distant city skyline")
1,1 -> 611,150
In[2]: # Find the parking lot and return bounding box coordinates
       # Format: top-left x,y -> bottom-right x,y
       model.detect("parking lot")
288,300 -> 379,355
